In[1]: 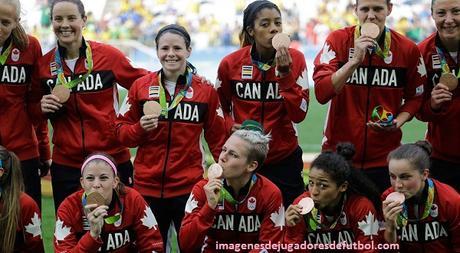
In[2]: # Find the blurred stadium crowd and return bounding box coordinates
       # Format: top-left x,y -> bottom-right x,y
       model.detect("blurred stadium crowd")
27,0 -> 435,51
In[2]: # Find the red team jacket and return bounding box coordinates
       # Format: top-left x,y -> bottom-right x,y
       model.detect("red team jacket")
416,33 -> 460,164
180,174 -> 284,252
216,46 -> 309,164
382,179 -> 460,253
313,26 -> 426,169
37,39 -> 148,168
116,71 -> 226,198
0,193 -> 44,253
54,187 -> 163,253
285,192 -> 381,253
0,35 -> 50,162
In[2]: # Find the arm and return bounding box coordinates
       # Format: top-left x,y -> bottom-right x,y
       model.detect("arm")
284,197 -> 308,244
179,181 -> 219,252
132,194 -> 164,252
313,34 -> 375,104
203,86 -> 227,161
397,48 -> 426,126
449,195 -> 460,252
21,195 -> 45,253
416,82 -> 452,122
115,80 -> 148,148
276,48 -> 309,123
216,59 -> 235,133
54,201 -> 103,253
111,46 -> 149,90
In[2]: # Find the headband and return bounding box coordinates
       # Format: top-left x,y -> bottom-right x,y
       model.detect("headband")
81,155 -> 118,175
156,24 -> 191,46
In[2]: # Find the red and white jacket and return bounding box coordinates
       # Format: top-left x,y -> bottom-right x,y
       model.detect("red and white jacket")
382,179 -> 460,252
37,39 -> 148,168
216,46 -> 309,164
285,192 -> 381,253
416,32 -> 460,164
0,193 -> 44,252
116,71 -> 226,198
313,26 -> 426,169
0,35 -> 50,162
54,187 -> 163,253
180,174 -> 284,252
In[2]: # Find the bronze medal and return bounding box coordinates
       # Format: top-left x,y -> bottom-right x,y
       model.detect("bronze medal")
299,197 -> 314,215
439,72 -> 458,91
207,163 -> 223,179
361,22 -> 380,39
143,101 -> 162,116
86,191 -> 106,207
272,33 -> 291,50
386,192 -> 405,204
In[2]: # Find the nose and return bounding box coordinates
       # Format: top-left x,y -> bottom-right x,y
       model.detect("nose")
309,185 -> 320,197
367,11 -> 376,21
394,178 -> 403,190
445,12 -> 455,23
269,22 -> 280,34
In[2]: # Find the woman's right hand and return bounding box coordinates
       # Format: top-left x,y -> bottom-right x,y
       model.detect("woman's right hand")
204,179 -> 222,209
85,204 -> 109,239
285,204 -> 303,227
430,83 -> 452,111
351,36 -> 376,65
41,94 -> 62,113
382,200 -> 403,230
140,115 -> 159,131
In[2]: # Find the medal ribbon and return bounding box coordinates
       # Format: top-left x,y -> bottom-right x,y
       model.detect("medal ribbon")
0,42 -> 12,65
158,66 -> 193,119
81,192 -> 123,225
219,174 -> 257,205
307,194 -> 347,232
396,178 -> 435,227
435,46 -> 460,78
354,25 -> 391,59
54,41 -> 94,89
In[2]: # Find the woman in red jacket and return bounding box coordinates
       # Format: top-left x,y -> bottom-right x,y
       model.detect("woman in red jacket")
416,0 -> 460,192
0,146 -> 44,253
285,143 -> 382,252
54,153 -> 163,253
382,141 -> 460,252
116,24 -> 226,250
0,0 -> 50,209
180,129 -> 284,252
38,0 -> 148,211
216,0 -> 309,208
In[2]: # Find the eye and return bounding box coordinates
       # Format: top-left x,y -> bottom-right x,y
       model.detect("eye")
85,176 -> 94,181
319,183 -> 328,189
260,22 -> 269,28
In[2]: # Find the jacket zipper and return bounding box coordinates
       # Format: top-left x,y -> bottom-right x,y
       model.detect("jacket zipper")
69,58 -> 87,157
361,55 -> 372,169
160,87 -> 175,198
261,71 -> 266,127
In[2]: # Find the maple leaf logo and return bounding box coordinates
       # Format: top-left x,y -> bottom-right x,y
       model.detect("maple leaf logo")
118,95 -> 131,116
185,193 -> 198,213
417,56 -> 427,77
141,206 -> 158,230
269,205 -> 285,230
216,106 -> 224,118
214,78 -> 222,90
296,68 -> 309,89
358,211 -> 379,239
54,218 -> 71,243
320,43 -> 336,64
25,212 -> 42,238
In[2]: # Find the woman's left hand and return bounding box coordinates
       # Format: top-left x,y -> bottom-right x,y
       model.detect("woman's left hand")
275,46 -> 292,76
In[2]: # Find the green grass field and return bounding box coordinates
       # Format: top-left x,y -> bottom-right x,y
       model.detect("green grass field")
40,94 -> 427,252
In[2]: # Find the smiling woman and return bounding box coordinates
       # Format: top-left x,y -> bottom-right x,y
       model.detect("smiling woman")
54,152 -> 164,252
115,24 -> 227,251
37,0 -> 149,212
